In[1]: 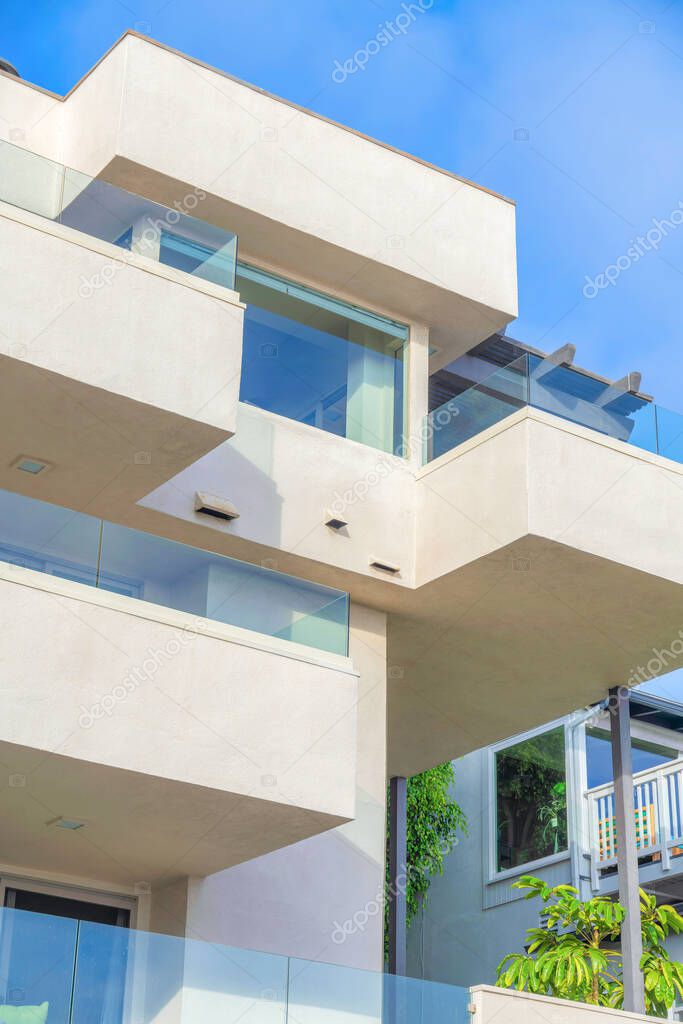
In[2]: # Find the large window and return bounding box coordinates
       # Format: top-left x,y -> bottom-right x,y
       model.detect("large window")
237,263 -> 407,454
494,726 -> 568,873
585,728 -> 677,790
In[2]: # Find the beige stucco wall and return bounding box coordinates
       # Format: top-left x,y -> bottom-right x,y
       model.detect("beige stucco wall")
184,603 -> 388,970
139,402 -> 418,589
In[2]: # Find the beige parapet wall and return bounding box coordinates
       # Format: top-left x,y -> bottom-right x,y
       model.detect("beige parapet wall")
470,986 -> 663,1024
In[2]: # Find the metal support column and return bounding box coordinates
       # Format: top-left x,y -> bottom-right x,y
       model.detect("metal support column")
388,775 -> 407,976
610,686 -> 645,1013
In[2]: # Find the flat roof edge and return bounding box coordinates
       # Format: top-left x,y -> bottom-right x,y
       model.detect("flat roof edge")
5,30 -> 516,208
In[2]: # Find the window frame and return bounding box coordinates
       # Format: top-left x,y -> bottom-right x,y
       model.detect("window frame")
235,259 -> 410,456
486,719 -> 571,883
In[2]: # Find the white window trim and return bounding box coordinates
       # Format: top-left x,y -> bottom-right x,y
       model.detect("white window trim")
486,718 -> 571,885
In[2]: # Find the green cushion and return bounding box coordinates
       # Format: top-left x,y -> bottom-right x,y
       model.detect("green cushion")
0,1003 -> 48,1024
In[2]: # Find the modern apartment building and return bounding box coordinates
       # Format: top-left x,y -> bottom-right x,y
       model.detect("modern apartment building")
408,692 -> 683,991
1,29 -> 683,1024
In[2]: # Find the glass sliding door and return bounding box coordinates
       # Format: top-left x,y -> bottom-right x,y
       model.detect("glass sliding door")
0,890 -> 131,1024
0,906 -> 78,1024
237,263 -> 407,454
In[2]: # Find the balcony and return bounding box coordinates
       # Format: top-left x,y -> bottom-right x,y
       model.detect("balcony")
423,352 -> 680,465
0,138 -> 244,509
0,906 -> 470,1024
586,760 -> 683,891
0,489 -> 356,882
392,357 -> 683,777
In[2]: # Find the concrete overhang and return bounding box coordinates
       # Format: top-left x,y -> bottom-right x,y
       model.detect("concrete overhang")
388,409 -> 683,775
0,202 -> 244,509
117,405 -> 683,778
2,32 -> 517,361
0,564 -> 358,883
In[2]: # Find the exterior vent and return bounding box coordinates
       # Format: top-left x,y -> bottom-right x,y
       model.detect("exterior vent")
194,491 -> 240,522
369,558 -> 400,575
324,510 -> 348,531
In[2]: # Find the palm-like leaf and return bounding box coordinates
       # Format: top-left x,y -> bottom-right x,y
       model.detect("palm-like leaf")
497,875 -> 683,1015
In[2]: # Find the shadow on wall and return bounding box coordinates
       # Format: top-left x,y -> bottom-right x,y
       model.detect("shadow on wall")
140,404 -> 284,550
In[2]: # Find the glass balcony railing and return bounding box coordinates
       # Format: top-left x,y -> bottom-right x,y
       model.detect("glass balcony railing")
0,906 -> 470,1024
0,137 -> 238,290
0,489 -> 349,656
424,352 -> 683,464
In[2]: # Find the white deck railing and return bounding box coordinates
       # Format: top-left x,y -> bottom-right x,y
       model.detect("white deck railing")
586,760 -> 683,890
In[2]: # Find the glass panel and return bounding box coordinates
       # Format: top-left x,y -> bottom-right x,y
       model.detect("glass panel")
0,488 -> 348,656
0,138 -> 65,220
0,907 -> 78,1024
237,264 -> 406,455
0,489 -> 101,587
60,170 -> 237,290
655,405 -> 683,463
586,727 -> 677,789
178,931 -> 288,1024
73,922 -> 289,1024
289,958 -> 470,1024
98,521 -> 349,656
71,920 -> 129,1024
289,955 -> 384,1024
495,726 -> 567,872
528,356 -> 658,452
424,354 -> 528,462
383,972 -> 471,1024
0,139 -> 237,290
0,908 -> 469,1024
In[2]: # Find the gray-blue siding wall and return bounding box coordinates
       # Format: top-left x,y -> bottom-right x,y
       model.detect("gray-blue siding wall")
406,748 -> 575,987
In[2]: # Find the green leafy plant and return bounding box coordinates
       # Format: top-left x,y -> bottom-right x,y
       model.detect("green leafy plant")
497,875 -> 683,1016
384,763 -> 467,956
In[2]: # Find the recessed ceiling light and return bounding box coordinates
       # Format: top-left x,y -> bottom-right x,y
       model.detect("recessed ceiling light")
46,816 -> 87,831
12,456 -> 51,476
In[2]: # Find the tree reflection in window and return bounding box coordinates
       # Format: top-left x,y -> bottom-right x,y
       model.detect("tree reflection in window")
495,727 -> 567,872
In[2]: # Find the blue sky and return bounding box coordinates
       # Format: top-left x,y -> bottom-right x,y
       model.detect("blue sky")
3,0 -> 683,701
